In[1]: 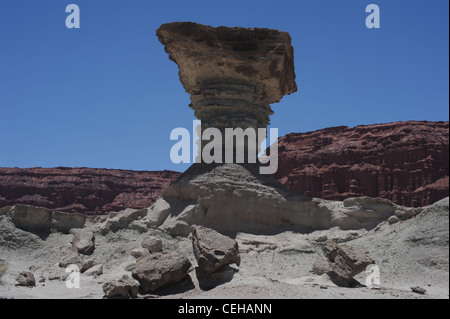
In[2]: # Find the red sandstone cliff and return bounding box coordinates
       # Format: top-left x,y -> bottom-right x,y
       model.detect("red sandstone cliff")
0,121 -> 448,213
0,167 -> 181,215
274,121 -> 449,207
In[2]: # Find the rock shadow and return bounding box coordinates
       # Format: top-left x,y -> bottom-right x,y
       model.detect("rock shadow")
140,274 -> 196,297
327,271 -> 365,288
195,265 -> 238,291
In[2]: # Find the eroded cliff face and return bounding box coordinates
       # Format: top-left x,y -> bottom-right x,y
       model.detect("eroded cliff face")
0,167 -> 181,215
274,121 -> 449,207
0,121 -> 447,214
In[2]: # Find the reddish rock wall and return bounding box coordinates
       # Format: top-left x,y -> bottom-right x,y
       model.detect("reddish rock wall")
0,167 -> 181,215
275,121 -> 449,207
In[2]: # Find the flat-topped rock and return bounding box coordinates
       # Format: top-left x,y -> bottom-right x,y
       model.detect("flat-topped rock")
157,22 -> 297,105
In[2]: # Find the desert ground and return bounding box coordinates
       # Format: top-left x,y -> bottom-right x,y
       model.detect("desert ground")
0,197 -> 448,299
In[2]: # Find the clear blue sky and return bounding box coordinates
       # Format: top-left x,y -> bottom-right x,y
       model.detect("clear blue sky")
0,0 -> 448,172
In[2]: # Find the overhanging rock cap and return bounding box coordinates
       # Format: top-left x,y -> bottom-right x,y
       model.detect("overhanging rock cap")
156,22 -> 297,104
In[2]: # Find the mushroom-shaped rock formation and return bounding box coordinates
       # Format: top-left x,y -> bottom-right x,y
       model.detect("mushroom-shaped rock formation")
157,22 -> 297,160
155,22 -> 408,235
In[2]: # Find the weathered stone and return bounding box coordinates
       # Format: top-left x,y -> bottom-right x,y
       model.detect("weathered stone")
80,259 -> 95,273
311,258 -> 331,276
131,248 -> 149,259
157,22 -> 296,104
109,208 -> 148,232
6,204 -> 86,235
85,264 -> 103,276
15,271 -> 35,287
59,252 -> 83,268
128,220 -> 148,233
388,215 -> 400,224
132,251 -> 192,292
322,243 -> 340,262
323,243 -> 374,279
145,196 -> 175,227
157,22 -> 297,159
9,204 -> 53,234
102,275 -> 139,298
192,226 -> 241,273
52,211 -> 86,233
161,219 -> 192,237
411,286 -> 427,295
315,235 -> 328,243
141,236 -> 163,253
124,263 -> 136,272
71,229 -> 95,255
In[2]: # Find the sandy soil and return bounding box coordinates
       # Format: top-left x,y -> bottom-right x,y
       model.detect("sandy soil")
0,198 -> 448,299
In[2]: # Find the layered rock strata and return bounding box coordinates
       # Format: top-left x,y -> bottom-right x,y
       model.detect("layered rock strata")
275,121 -> 449,207
157,22 -> 296,157
0,167 -> 180,215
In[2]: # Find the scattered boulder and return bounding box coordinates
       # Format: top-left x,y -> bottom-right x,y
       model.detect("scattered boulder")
323,243 -> 374,284
131,248 -> 149,259
124,263 -> 136,272
15,271 -> 36,287
85,264 -> 103,276
141,236 -> 162,253
71,229 -> 95,255
315,235 -> 328,243
9,204 -> 52,234
59,252 -> 83,268
161,219 -> 192,237
311,258 -> 331,276
192,226 -> 241,273
388,215 -> 400,224
102,275 -> 139,298
146,196 -> 175,228
47,269 -> 66,281
80,259 -> 95,273
411,286 -> 427,295
132,251 -> 192,292
109,208 -> 148,232
7,204 -> 86,235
